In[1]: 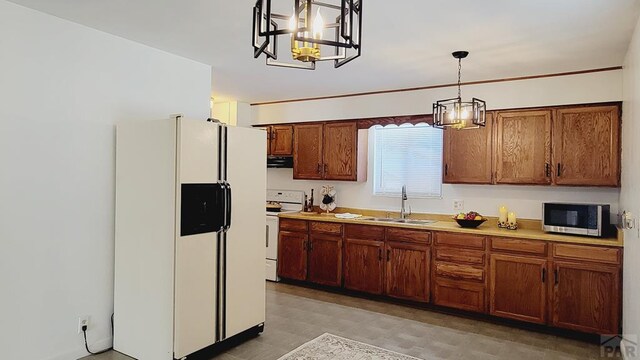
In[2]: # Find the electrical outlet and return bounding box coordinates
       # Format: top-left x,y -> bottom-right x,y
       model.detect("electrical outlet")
77,316 -> 90,334
453,200 -> 464,211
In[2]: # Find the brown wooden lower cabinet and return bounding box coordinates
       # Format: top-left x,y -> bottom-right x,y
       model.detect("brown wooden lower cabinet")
277,220 -> 622,335
307,234 -> 342,287
489,254 -> 547,324
278,231 -> 308,281
343,238 -> 385,294
385,241 -> 430,303
433,279 -> 486,313
552,261 -> 620,334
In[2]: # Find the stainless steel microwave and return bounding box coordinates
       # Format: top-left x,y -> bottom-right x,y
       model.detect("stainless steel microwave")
542,203 -> 610,237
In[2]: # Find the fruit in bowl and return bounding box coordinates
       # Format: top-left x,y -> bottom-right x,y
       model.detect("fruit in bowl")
453,211 -> 487,228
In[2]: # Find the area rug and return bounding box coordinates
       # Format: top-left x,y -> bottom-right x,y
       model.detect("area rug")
277,333 -> 423,360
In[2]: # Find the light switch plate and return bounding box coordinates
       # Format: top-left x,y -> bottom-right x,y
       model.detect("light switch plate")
453,200 -> 464,211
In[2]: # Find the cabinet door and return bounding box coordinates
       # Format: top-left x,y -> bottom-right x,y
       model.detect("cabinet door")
266,127 -> 272,155
495,110 -> 551,184
293,124 -> 324,179
553,106 -> 620,186
443,112 -> 493,184
489,254 -> 547,324
308,234 -> 342,287
344,238 -> 385,294
385,241 -> 430,302
323,122 -> 358,181
277,231 -> 308,281
552,261 -> 620,334
433,279 -> 486,313
271,125 -> 294,156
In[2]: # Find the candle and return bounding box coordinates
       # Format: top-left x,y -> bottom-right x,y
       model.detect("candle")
498,206 -> 508,223
507,212 -> 517,225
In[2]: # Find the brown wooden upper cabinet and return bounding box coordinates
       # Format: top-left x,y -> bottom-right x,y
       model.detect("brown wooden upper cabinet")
443,102 -> 621,187
443,112 -> 494,184
494,110 -> 552,185
293,121 -> 363,181
293,124 -> 324,179
265,125 -> 293,156
553,105 -> 620,186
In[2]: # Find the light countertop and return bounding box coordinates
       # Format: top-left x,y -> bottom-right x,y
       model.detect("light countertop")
279,210 -> 623,247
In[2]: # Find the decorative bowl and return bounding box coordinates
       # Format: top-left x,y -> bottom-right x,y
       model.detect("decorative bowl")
454,218 -> 487,228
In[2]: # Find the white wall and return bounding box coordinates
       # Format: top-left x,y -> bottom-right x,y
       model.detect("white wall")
622,14 -> 640,359
256,71 -> 622,220
0,2 -> 211,360
253,70 -> 622,124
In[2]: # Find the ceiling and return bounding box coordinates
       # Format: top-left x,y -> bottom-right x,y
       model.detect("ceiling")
8,0 -> 640,103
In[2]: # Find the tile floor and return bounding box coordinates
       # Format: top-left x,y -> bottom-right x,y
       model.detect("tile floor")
83,282 -> 611,360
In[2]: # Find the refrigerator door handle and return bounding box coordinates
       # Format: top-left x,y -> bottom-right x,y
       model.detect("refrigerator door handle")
216,181 -> 226,232
226,182 -> 232,231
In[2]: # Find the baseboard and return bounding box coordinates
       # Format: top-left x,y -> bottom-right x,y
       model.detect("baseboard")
41,337 -> 112,360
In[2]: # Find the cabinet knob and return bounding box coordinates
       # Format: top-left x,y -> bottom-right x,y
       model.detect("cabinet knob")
554,269 -> 559,285
378,248 -> 383,261
557,163 -> 562,177
545,163 -> 551,178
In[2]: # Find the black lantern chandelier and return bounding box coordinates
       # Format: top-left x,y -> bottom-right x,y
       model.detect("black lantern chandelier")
433,51 -> 486,129
252,0 -> 362,70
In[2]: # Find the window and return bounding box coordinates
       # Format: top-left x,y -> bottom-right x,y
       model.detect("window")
372,124 -> 443,198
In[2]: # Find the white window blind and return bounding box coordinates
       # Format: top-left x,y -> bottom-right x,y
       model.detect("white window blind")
372,124 -> 443,198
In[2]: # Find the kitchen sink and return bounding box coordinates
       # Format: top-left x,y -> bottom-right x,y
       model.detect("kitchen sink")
401,219 -> 437,225
364,218 -> 437,225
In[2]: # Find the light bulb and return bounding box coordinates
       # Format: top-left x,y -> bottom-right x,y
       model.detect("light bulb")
289,14 -> 296,31
461,108 -> 469,119
313,9 -> 324,39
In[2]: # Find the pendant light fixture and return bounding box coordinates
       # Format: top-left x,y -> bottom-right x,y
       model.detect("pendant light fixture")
252,0 -> 362,70
433,51 -> 486,129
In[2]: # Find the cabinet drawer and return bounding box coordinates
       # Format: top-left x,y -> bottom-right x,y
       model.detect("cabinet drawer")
279,218 -> 308,233
386,228 -> 431,244
435,248 -> 485,265
435,262 -> 485,282
435,232 -> 486,250
433,279 -> 486,313
553,244 -> 620,265
345,224 -> 385,240
491,237 -> 547,256
310,221 -> 343,235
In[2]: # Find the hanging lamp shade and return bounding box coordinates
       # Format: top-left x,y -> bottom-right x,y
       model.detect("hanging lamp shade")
432,51 -> 486,129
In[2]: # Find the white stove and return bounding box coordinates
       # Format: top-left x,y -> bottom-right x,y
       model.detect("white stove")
265,190 -> 304,281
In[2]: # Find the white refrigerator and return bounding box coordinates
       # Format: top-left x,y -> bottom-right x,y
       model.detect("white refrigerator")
114,116 -> 266,360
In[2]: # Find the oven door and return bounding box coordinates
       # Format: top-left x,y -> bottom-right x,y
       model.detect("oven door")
266,215 -> 279,281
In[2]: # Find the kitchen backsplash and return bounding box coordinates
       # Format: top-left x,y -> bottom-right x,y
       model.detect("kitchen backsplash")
267,168 -> 620,222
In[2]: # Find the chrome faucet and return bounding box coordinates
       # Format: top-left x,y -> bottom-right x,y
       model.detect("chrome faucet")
400,185 -> 411,219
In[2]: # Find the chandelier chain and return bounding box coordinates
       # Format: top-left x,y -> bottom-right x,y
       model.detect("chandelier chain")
457,58 -> 462,99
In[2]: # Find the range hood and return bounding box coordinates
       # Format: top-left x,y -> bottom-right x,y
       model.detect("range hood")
267,156 -> 293,168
